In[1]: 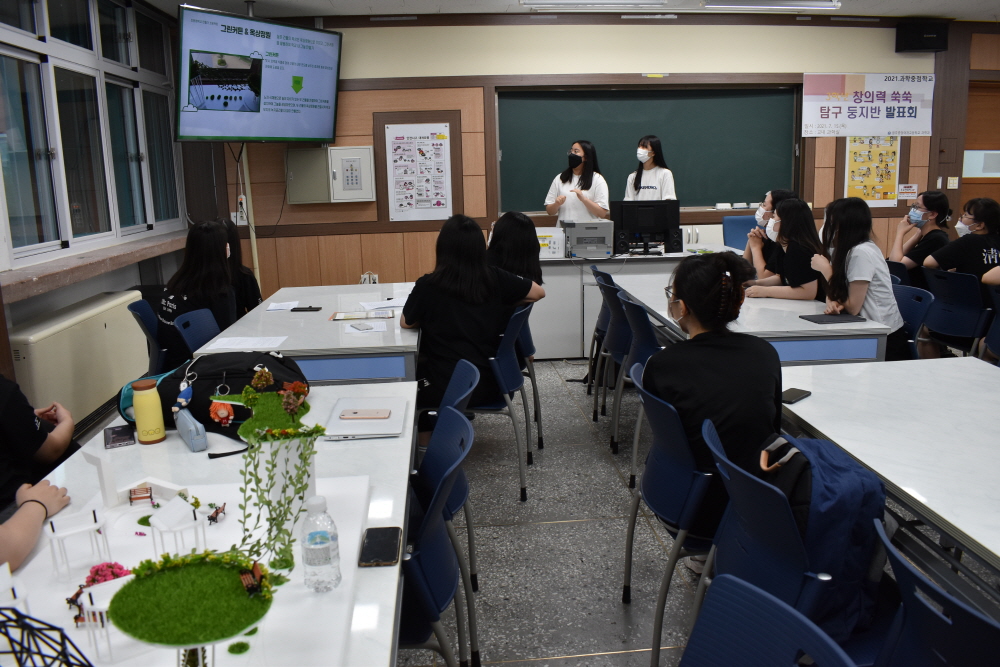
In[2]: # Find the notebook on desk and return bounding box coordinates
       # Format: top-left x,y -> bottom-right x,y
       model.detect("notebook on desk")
323,397 -> 409,440
799,313 -> 867,324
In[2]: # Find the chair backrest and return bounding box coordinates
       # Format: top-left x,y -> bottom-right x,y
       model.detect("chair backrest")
722,215 -> 758,251
890,273 -> 902,285
681,574 -> 856,667
632,364 -> 712,530
405,407 -> 475,618
701,419 -> 816,612
620,293 -> 661,374
438,359 -> 481,415
886,260 -> 910,286
874,519 -> 1000,667
985,285 -> 1000,359
173,308 -> 222,354
488,304 -> 532,396
921,269 -> 993,339
128,299 -> 167,375
516,319 -> 536,360
892,284 -> 935,360
590,265 -> 612,334
595,277 -> 632,360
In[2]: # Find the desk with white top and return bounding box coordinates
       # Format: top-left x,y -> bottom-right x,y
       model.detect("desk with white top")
20,382 -> 417,666
614,273 -> 891,364
196,284 -> 419,383
782,358 -> 1000,618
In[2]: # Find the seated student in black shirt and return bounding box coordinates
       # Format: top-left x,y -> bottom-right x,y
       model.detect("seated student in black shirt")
889,190 -> 951,290
402,215 -> 545,427
224,218 -> 263,317
155,221 -> 238,372
744,198 -> 826,301
0,375 -> 76,510
487,211 -> 543,285
743,188 -> 798,279
643,252 -> 782,540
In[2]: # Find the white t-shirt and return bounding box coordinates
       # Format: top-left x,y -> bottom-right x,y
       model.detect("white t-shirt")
544,172 -> 610,223
844,241 -> 904,332
624,166 -> 677,201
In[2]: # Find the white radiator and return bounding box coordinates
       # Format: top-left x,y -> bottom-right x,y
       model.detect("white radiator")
9,291 -> 148,420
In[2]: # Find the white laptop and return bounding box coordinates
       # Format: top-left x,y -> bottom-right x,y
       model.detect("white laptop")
323,397 -> 409,441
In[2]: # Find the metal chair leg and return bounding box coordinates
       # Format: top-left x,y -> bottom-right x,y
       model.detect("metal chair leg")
592,349 -> 607,422
448,520 -> 481,667
503,393 -> 529,501
452,557 -> 469,667
600,354 -> 612,417
610,361 -> 626,454
586,333 -> 599,395
622,492 -> 642,604
650,528 -> 690,667
629,407 -> 644,489
463,500 -> 480,592
519,385 -> 534,466
690,544 -> 716,628
430,620 -> 460,667
526,358 -> 544,449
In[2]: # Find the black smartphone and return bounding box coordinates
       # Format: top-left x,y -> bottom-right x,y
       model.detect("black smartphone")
781,388 -> 812,405
358,527 -> 402,567
104,424 -> 136,449
291,306 -> 322,312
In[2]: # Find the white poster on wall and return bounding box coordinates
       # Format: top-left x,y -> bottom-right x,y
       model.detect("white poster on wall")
802,74 -> 934,138
385,123 -> 452,222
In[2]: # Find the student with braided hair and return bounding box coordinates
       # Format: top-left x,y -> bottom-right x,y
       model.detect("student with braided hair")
643,252 -> 782,542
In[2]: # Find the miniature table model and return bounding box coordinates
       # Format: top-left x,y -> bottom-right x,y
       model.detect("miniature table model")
196,284 -> 419,383
782,358 -> 1000,620
22,381 -> 417,667
613,273 -> 891,364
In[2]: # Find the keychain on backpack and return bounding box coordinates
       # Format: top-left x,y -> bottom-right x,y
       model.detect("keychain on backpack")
209,372 -> 235,427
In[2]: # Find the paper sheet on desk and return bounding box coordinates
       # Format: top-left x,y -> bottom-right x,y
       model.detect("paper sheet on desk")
267,301 -> 298,311
344,321 -> 387,333
360,297 -> 407,310
205,336 -> 287,350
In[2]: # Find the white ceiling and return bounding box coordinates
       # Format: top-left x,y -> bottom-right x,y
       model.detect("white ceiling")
147,0 -> 1000,22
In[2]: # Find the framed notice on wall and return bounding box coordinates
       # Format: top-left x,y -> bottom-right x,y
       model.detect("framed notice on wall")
373,111 -> 464,224
845,136 -> 900,208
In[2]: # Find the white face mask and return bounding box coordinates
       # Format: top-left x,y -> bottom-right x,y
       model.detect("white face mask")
766,219 -> 779,242
955,221 -> 973,237
755,205 -> 768,227
636,149 -> 650,163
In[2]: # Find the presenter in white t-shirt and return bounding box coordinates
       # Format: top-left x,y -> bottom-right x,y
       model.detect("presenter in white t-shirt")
544,140 -> 610,224
623,135 -> 676,201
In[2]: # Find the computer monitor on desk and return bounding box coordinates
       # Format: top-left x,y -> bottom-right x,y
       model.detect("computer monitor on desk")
611,200 -> 682,255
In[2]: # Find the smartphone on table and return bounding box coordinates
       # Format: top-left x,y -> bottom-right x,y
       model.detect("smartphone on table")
781,388 -> 812,404
358,527 -> 402,567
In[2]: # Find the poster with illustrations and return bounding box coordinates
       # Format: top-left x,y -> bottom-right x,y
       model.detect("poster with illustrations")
845,136 -> 900,208
385,123 -> 452,221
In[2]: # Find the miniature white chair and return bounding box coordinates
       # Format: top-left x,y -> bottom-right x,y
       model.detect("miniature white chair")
149,496 -> 207,557
46,509 -> 111,577
0,562 -> 30,614
80,574 -> 134,660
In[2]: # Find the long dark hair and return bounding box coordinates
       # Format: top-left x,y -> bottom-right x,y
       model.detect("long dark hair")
918,190 -> 950,229
769,189 -> 798,211
488,211 -> 543,285
821,199 -> 841,249
826,197 -> 872,303
671,252 -> 755,332
168,220 -> 231,302
223,218 -> 255,284
965,197 -> 1000,235
426,215 -> 496,304
775,198 -> 824,256
559,139 -> 601,191
633,135 -> 669,193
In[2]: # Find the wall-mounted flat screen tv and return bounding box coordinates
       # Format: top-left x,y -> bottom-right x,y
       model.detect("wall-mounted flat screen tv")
176,5 -> 342,142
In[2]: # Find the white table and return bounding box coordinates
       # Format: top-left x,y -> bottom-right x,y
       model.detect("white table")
781,358 -> 1000,616
23,382 -> 417,666
196,284 -> 420,383
614,273 -> 891,364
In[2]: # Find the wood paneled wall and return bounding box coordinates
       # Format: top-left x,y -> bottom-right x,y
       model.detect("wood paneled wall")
971,34 -> 1000,71
963,82 -> 1000,204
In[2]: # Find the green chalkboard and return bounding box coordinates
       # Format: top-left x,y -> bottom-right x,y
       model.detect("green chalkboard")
498,89 -> 797,212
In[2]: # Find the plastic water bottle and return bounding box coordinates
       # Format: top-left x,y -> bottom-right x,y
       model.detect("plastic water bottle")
302,495 -> 341,591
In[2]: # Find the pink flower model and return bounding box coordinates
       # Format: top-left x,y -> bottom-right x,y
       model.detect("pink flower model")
85,561 -> 132,586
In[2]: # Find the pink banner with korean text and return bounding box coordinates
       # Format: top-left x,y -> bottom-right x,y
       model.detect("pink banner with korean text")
802,74 -> 934,138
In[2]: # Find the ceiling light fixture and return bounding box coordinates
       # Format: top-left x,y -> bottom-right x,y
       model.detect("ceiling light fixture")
702,0 -> 840,10
521,0 -> 672,10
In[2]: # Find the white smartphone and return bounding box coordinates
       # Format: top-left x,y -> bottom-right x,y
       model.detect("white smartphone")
340,409 -> 391,420
350,322 -> 374,331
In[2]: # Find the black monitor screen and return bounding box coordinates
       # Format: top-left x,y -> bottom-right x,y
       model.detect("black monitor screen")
611,200 -> 681,251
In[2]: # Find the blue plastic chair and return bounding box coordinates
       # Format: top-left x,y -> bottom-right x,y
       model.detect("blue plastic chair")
515,320 -> 544,449
890,274 -> 902,285
399,407 -> 476,667
921,269 -> 994,355
886,260 -> 910,286
681,574 -> 856,667
873,519 -> 1000,667
173,308 -> 222,355
982,285 -> 1000,361
892,285 -> 934,360
127,299 -> 167,375
467,305 -> 534,502
722,215 -> 758,251
618,292 -> 663,487
622,363 -> 714,667
593,277 -> 633,434
587,265 -> 613,397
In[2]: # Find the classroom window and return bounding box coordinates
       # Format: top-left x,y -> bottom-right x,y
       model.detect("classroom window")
106,82 -> 145,229
0,55 -> 59,249
47,0 -> 93,50
135,11 -> 166,75
142,90 -> 177,221
55,67 -> 110,238
0,0 -> 36,34
98,0 -> 130,66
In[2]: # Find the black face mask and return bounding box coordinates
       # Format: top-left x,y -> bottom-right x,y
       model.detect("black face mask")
567,152 -> 583,169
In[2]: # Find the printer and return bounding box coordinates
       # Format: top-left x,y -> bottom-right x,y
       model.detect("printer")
563,220 -> 614,259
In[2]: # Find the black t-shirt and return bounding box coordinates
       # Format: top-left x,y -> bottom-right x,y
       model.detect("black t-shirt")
765,241 -> 825,300
0,375 -> 50,506
904,229 -> 949,289
403,267 -> 532,408
930,233 -> 1000,279
643,330 -> 782,536
155,286 -> 238,372
233,269 -> 263,318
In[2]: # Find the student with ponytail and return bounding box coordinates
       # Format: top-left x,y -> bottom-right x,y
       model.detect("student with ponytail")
643,252 -> 782,538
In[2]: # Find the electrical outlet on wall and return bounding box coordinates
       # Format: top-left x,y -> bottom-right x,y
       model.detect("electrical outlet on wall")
236,194 -> 248,225
360,272 -> 378,284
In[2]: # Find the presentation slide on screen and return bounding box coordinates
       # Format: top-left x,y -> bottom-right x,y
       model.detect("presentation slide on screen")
177,7 -> 341,141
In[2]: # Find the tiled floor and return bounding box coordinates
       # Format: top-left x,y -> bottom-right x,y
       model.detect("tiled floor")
397,360 -> 697,667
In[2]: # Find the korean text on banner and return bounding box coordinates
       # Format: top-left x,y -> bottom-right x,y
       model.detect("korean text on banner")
802,74 -> 934,138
